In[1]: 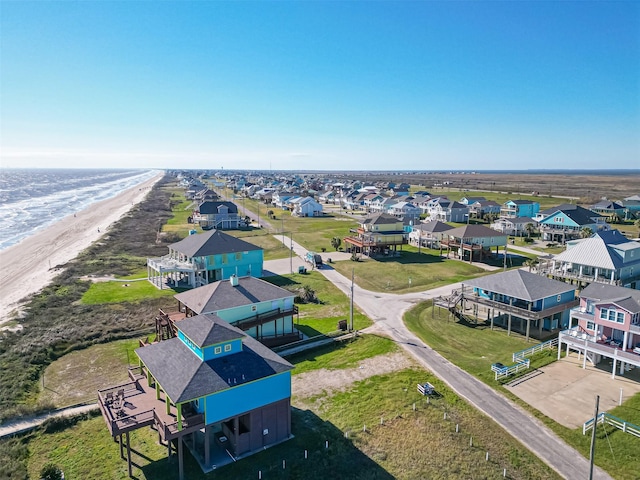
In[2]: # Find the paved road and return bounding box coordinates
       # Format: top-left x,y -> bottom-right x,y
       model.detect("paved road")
273,235 -> 611,480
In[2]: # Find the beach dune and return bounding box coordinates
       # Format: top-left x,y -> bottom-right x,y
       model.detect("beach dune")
0,173 -> 163,325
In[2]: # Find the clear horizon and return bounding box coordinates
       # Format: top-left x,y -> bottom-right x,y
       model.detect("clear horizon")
1,1 -> 639,171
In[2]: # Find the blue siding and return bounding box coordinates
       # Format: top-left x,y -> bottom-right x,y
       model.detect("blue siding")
203,372 -> 291,425
202,338 -> 243,361
178,331 -> 203,359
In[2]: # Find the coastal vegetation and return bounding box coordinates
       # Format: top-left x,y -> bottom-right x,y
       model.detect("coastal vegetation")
0,175 -> 176,422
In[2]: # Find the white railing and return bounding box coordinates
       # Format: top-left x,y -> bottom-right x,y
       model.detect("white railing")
513,338 -> 558,363
583,412 -> 640,438
492,359 -> 530,381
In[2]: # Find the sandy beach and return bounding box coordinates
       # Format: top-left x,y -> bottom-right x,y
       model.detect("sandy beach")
0,172 -> 164,325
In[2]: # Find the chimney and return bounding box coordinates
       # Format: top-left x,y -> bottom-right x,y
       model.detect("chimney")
230,274 -> 239,287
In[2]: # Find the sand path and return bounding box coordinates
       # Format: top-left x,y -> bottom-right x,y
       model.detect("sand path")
0,172 -> 163,325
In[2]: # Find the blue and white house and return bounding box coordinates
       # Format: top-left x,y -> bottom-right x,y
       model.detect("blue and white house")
461,269 -> 578,340
500,200 -> 540,219
535,204 -> 609,243
147,229 -> 264,289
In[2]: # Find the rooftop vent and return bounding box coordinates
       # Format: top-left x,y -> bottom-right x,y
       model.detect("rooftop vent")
230,274 -> 239,287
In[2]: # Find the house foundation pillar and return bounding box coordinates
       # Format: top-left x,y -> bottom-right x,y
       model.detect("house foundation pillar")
178,438 -> 184,480
204,425 -> 210,466
126,431 -> 132,478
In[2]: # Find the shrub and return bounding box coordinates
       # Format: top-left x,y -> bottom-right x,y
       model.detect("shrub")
40,463 -> 63,480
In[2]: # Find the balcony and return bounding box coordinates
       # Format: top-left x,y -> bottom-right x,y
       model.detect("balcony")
98,371 -> 204,441
570,307 -> 595,323
559,328 -> 640,368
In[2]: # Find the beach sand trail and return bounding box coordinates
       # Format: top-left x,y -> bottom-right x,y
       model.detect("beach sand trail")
0,173 -> 163,325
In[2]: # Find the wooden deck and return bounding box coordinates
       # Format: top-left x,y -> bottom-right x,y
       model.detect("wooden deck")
98,368 -> 204,441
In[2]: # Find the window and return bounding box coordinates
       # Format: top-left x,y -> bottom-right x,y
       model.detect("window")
600,308 -> 609,320
222,255 -> 228,264
224,344 -> 232,352
235,252 -> 242,261
214,346 -> 222,355
586,321 -> 595,330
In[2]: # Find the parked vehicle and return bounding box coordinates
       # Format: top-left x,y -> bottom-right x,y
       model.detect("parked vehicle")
305,252 -> 323,268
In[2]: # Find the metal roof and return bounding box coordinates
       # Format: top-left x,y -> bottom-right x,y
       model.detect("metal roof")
553,231 -> 640,270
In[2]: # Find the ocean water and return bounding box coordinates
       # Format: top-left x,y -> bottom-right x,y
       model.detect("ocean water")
0,168 -> 160,251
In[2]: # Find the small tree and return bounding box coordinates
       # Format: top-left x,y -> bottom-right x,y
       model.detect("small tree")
267,209 -> 274,219
331,237 -> 342,251
41,463 -> 63,480
580,227 -> 593,238
524,258 -> 537,272
525,222 -> 535,238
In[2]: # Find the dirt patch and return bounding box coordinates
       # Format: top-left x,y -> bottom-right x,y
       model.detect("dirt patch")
292,351 -> 415,398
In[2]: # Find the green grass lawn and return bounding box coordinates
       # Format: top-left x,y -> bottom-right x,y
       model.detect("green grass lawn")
331,250 -> 488,293
81,279 -> 177,304
404,300 -> 640,479
288,334 -> 398,375
265,271 -> 371,336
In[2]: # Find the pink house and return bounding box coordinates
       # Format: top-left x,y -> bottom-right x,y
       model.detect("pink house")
560,283 -> 640,379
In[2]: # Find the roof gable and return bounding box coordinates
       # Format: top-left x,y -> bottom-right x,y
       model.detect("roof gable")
465,270 -> 575,302
169,230 -> 262,257
178,313 -> 245,347
175,276 -> 294,314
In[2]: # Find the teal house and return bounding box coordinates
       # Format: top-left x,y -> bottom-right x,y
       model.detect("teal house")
162,275 -> 301,347
500,200 -> 540,219
99,314 -> 293,479
461,270 -> 578,340
147,229 -> 263,289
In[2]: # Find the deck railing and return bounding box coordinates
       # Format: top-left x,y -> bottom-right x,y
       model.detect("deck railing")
513,338 -> 558,363
583,412 -> 640,438
492,359 -> 530,381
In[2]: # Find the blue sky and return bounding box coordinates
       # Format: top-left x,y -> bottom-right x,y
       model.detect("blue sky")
1,1 -> 638,170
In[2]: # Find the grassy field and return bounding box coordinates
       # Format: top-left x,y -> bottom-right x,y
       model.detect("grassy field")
404,301 -> 640,479
404,301 -> 557,384
81,279 -> 178,304
38,339 -> 140,407
23,350 -> 560,480
265,271 -> 372,336
331,250 -> 488,293
288,334 -> 398,375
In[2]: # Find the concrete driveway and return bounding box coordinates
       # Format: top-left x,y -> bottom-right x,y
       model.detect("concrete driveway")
507,352 -> 640,428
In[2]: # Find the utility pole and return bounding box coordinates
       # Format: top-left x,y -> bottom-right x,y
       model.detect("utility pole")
350,269 -> 354,332
290,232 -> 293,274
418,225 -> 422,255
589,395 -> 600,480
503,243 -> 507,271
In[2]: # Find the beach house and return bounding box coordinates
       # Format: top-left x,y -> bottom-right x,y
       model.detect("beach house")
98,313 -> 293,479
343,213 -> 407,256
191,201 -> 241,230
535,204 -> 609,243
537,230 -> 640,289
147,230 -> 263,290
440,224 -> 508,263
460,270 -> 578,340
500,200 -> 540,219
559,283 -> 640,380
156,275 -> 301,347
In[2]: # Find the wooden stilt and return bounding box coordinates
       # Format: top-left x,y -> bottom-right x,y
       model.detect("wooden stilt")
205,425 -> 210,466
178,438 -> 184,480
126,431 -> 132,478
120,434 -> 124,459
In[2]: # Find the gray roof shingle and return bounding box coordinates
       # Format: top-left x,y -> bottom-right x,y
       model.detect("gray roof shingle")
136,319 -> 293,403
447,224 -> 507,239
178,313 -> 245,347
464,270 -> 575,302
580,283 -> 640,313
169,230 -> 261,257
175,276 -> 294,314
